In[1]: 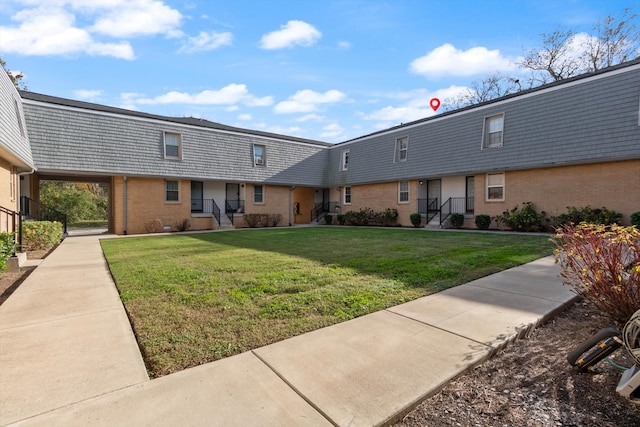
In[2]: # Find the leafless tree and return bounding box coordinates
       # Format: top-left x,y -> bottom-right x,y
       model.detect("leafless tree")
582,7 -> 639,71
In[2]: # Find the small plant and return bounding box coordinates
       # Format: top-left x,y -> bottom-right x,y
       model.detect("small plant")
450,213 -> 464,228
631,211 -> 640,228
243,214 -> 263,228
410,213 -> 422,228
144,219 -> 163,233
175,218 -> 191,232
554,206 -> 623,228
265,213 -> 283,227
497,202 -> 546,232
22,221 -> 63,251
0,232 -> 16,271
382,208 -> 399,226
554,223 -> 640,323
323,214 -> 333,225
337,214 -> 346,225
475,214 -> 491,230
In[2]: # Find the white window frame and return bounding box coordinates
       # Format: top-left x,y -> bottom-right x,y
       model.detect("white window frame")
165,180 -> 180,202
343,186 -> 352,205
254,184 -> 264,204
253,144 -> 266,166
482,114 -> 504,149
485,173 -> 505,202
341,150 -> 350,171
394,136 -> 408,162
164,132 -> 182,159
398,180 -> 409,203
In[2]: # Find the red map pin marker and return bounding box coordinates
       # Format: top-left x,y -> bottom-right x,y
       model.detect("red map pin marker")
430,98 -> 441,112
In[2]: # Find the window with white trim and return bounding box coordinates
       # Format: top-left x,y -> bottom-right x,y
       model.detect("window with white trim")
253,144 -> 266,166
394,136 -> 408,162
165,180 -> 180,202
398,180 -> 409,203
341,150 -> 350,171
343,186 -> 352,205
483,114 -> 504,149
486,173 -> 505,201
254,184 -> 264,204
164,132 -> 181,159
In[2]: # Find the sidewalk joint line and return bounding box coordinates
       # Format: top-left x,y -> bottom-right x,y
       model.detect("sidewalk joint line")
251,350 -> 339,427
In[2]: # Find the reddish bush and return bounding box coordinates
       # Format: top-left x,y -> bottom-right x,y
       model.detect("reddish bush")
553,223 -> 640,324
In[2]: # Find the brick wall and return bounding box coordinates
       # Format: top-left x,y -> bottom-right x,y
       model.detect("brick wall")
474,160 -> 640,226
244,184 -> 292,227
341,181 -> 417,227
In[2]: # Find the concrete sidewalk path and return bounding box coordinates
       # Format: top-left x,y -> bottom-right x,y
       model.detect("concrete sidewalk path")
0,235 -> 576,427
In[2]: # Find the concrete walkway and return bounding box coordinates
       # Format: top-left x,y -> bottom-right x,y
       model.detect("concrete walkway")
0,234 -> 576,427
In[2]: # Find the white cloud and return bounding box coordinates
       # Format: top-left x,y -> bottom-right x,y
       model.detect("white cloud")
0,1 -> 183,59
178,31 -> 232,53
410,43 -> 517,77
274,89 -> 345,114
337,41 -> 351,50
296,114 -> 324,122
73,89 -> 103,100
90,0 -> 182,38
238,113 -> 252,121
260,20 -> 321,50
0,6 -> 135,59
320,123 -> 344,139
362,85 -> 470,125
125,84 -> 272,108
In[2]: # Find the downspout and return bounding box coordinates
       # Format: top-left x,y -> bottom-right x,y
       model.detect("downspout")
123,176 -> 128,235
289,186 -> 294,226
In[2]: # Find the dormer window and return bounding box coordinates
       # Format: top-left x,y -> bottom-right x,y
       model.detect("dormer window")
341,150 -> 350,171
394,137 -> 408,162
483,114 -> 504,149
164,132 -> 182,159
253,144 -> 266,166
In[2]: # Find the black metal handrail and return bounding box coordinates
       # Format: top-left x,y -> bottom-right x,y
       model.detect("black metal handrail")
211,199 -> 221,227
20,196 -> 67,234
417,198 -> 439,214
0,205 -> 22,254
440,197 -> 475,225
224,199 -> 245,225
310,201 -> 340,222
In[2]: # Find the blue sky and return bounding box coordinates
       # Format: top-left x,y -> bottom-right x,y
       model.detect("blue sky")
0,0 -> 633,143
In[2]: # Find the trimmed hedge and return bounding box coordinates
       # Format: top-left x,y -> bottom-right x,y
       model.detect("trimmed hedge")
0,232 -> 16,271
22,221 -> 63,251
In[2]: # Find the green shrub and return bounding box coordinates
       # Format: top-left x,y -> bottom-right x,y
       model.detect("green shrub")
22,221 -> 63,251
475,214 -> 491,230
554,223 -> 640,323
336,214 -> 346,225
496,202 -> 546,232
323,214 -> 333,225
450,213 -> 464,228
631,211 -> 640,228
554,206 -> 622,227
382,208 -> 399,226
410,213 -> 422,228
0,232 -> 16,271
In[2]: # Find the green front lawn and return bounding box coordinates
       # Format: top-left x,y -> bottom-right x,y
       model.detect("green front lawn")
101,228 -> 553,377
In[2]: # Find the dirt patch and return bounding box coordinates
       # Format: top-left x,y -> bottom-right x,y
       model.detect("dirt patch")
395,300 -> 640,427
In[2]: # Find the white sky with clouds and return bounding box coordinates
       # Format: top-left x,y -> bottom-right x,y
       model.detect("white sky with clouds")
0,0 -> 630,142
